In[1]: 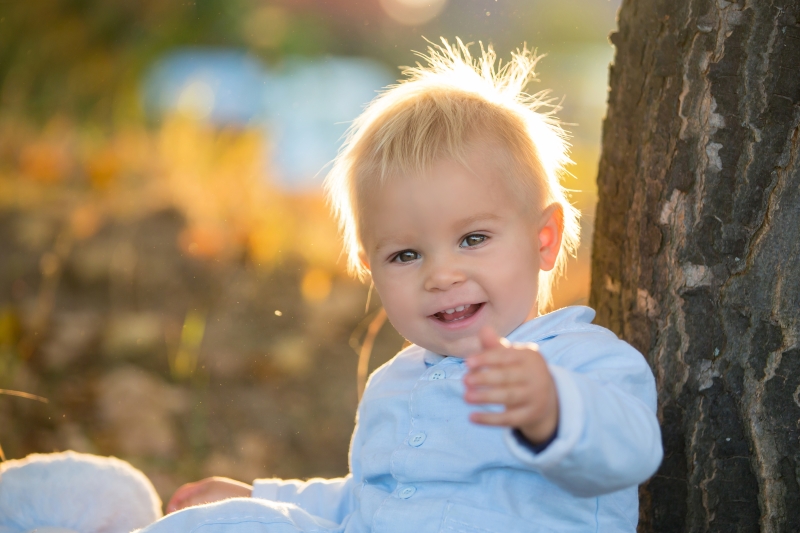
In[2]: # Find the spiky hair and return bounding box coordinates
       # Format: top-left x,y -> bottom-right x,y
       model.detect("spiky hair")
324,38 -> 580,312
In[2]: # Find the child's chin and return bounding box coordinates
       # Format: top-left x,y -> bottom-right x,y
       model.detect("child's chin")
433,336 -> 482,358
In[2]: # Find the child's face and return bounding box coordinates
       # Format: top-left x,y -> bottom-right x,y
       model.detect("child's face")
360,154 -> 555,357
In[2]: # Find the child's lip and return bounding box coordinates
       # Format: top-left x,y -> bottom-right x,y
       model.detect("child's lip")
428,302 -> 484,327
429,302 -> 481,317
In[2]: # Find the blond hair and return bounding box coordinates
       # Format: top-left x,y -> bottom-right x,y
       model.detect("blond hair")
324,38 -> 580,312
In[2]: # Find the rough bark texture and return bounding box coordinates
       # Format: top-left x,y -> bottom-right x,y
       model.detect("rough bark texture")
590,0 -> 800,531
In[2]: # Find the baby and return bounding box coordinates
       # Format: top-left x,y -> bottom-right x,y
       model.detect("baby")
159,39 -> 663,532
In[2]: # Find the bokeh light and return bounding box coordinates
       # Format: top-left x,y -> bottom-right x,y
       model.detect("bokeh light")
379,0 -> 449,26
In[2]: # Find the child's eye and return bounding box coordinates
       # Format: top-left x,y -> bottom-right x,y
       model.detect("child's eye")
460,234 -> 487,248
392,250 -> 420,263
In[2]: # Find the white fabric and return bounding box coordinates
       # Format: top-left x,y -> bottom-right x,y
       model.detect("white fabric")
0,451 -> 162,533
27,528 -> 81,533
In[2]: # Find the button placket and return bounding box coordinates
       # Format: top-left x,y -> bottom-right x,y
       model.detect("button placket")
409,432 -> 426,447
398,486 -> 416,499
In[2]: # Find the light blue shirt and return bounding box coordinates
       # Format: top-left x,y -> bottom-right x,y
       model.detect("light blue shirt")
139,306 -> 662,533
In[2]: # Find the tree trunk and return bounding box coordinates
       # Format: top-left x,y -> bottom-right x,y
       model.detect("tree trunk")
589,0 -> 800,531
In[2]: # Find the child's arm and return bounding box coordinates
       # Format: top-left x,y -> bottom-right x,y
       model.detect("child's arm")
249,475 -> 356,522
167,473 -> 357,522
168,413 -> 366,520
464,326 -> 662,497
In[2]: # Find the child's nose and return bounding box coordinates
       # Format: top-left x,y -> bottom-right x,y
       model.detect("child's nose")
423,257 -> 466,291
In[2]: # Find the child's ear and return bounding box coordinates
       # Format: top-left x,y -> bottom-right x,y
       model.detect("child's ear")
538,203 -> 564,272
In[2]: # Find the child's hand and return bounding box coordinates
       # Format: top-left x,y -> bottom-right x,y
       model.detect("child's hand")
464,326 -> 559,445
166,476 -> 253,513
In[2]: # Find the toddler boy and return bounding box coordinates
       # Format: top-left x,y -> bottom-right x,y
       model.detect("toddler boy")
161,39 -> 662,532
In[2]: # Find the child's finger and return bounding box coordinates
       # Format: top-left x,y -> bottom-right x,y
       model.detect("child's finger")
464,384 -> 529,406
469,405 -> 534,427
464,366 -> 527,387
466,347 -> 526,370
477,326 -> 504,352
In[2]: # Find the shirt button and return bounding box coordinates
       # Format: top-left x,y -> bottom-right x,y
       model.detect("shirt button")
399,486 -> 416,499
430,370 -> 446,380
409,433 -> 426,447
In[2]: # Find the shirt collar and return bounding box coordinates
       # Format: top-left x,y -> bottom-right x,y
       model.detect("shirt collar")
420,306 -> 597,363
423,351 -> 447,366
505,305 -> 597,344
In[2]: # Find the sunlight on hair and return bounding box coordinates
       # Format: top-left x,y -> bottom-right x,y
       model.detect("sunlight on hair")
325,38 -> 580,312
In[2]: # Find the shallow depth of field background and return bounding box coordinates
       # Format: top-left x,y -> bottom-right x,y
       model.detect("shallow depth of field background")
0,0 -> 620,501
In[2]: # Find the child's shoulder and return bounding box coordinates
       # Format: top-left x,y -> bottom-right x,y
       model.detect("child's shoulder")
510,306 -> 616,343
514,306 -> 645,366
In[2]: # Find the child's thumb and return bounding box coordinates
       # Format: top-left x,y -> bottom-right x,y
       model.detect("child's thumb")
478,326 -> 503,351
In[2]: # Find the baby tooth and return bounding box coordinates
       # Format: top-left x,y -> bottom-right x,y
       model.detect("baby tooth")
445,308 -> 455,314
455,305 -> 465,312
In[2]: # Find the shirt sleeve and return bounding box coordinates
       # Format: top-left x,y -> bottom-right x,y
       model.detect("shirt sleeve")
251,475 -> 356,523
134,498 -> 341,533
503,334 -> 663,498
511,424 -> 558,454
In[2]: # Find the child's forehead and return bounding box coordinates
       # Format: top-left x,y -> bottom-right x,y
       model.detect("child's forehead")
358,157 -> 537,236
359,146 -> 530,207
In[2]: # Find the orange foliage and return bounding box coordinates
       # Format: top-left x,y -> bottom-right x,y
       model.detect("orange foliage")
19,142 -> 70,183
0,114 -> 345,274
85,148 -> 120,190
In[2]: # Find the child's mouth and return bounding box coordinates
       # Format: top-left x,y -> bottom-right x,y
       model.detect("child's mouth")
432,303 -> 483,323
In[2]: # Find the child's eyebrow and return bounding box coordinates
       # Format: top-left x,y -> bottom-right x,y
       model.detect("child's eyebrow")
372,234 -> 411,253
454,212 -> 503,227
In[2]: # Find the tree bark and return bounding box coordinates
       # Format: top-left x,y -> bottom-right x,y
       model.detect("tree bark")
590,0 -> 800,531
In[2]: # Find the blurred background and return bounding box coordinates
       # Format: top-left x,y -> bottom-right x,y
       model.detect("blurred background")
0,0 -> 620,502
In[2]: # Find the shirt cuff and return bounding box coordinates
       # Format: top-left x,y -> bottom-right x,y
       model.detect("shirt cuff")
504,364 -> 585,469
511,423 -> 558,454
251,478 -> 283,500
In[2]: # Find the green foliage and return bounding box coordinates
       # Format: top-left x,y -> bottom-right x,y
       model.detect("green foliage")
0,0 -> 250,121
